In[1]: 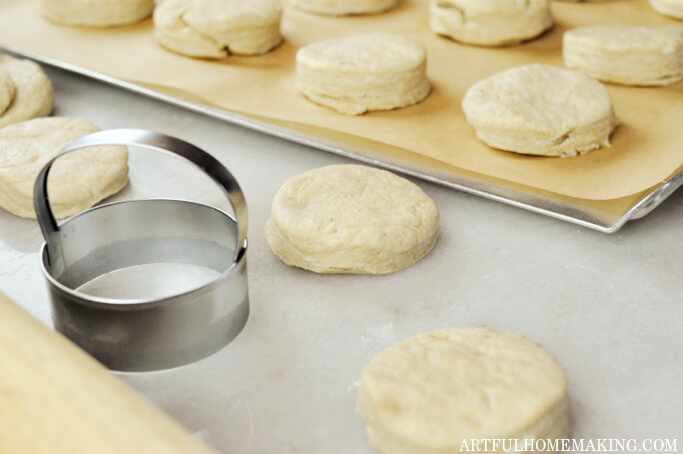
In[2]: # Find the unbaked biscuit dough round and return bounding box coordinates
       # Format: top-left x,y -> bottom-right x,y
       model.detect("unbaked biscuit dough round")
462,64 -> 617,157
265,165 -> 439,274
564,26 -> 683,86
289,0 -> 400,16
154,0 -> 283,58
0,117 -> 128,219
357,328 -> 570,454
430,0 -> 553,47
296,33 -> 431,115
650,0 -> 683,20
0,70 -> 15,117
41,0 -> 154,27
0,57 -> 53,129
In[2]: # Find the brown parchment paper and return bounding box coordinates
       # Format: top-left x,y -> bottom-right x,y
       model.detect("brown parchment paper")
0,0 -> 681,200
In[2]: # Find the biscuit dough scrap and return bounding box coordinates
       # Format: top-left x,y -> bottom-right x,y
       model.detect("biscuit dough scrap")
296,33 -> 431,115
0,117 -> 128,219
265,164 -> 439,274
154,0 -> 283,58
0,57 -> 53,129
462,64 -> 617,157
357,327 -> 570,454
564,26 -> 683,86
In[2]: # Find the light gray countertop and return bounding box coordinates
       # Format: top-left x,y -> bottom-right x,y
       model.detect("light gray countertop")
0,66 -> 681,453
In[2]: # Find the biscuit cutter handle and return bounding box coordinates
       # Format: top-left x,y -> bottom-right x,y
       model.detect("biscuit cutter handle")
34,129 -> 248,268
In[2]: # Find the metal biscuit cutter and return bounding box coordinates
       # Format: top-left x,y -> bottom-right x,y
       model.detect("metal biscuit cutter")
34,129 -> 249,372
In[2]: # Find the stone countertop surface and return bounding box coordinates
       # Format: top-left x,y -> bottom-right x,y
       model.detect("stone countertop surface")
0,65 -> 681,453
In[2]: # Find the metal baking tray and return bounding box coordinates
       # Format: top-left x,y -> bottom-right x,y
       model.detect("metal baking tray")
2,46 -> 681,233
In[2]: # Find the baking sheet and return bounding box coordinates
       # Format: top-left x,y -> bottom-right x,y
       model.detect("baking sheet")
0,0 -> 681,201
2,45 -> 682,233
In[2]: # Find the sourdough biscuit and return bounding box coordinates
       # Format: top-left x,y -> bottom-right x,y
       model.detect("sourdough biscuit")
42,0 -> 154,27
650,0 -> 683,20
430,0 -> 553,46
564,26 -> 683,86
296,33 -> 431,115
265,165 -> 439,274
0,57 -> 53,129
462,64 -> 617,157
0,117 -> 128,219
289,0 -> 400,16
357,328 -> 570,454
154,0 -> 283,58
0,69 -> 15,117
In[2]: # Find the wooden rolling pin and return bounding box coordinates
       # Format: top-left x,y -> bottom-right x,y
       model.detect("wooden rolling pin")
0,292 -> 215,454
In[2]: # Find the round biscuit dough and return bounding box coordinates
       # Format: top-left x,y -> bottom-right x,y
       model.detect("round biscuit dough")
289,0 -> 400,16
0,69 -> 16,117
650,0 -> 683,20
41,0 -> 154,27
154,0 -> 283,58
357,327 -> 570,454
462,64 -> 617,157
296,33 -> 431,115
265,165 -> 439,274
430,0 -> 553,47
0,57 -> 53,129
0,117 -> 129,219
563,26 -> 683,86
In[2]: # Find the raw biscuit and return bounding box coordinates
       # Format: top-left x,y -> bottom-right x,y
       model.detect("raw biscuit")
357,327 -> 570,454
289,0 -> 400,16
0,69 -> 15,116
430,0 -> 553,47
41,0 -> 154,27
0,117 -> 128,219
462,64 -> 617,157
650,0 -> 683,20
265,165 -> 439,274
564,26 -> 683,86
154,0 -> 283,58
0,57 -> 53,129
296,33 -> 431,115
